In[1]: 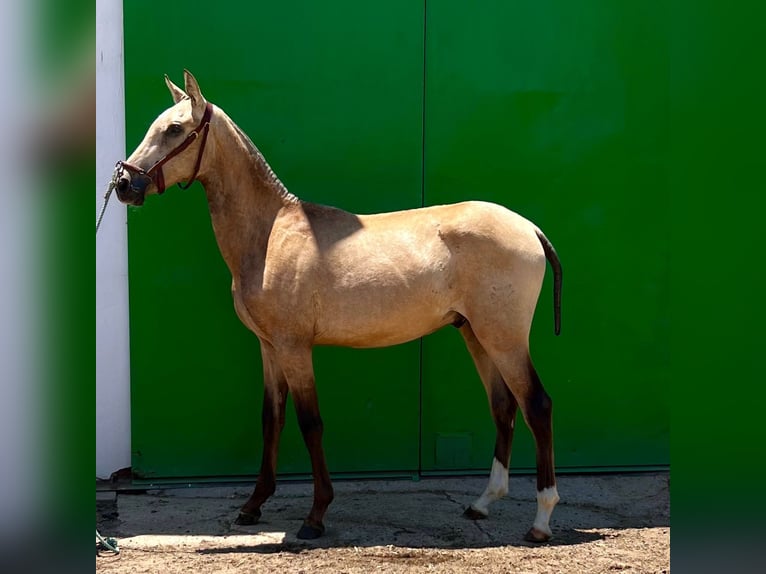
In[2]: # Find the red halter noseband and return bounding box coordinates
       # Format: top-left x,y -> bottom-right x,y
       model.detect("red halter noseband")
118,102 -> 213,194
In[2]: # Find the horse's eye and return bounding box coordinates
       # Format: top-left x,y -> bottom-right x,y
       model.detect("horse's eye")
166,124 -> 184,136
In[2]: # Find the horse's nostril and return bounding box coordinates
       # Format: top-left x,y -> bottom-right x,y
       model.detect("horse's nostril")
116,177 -> 130,193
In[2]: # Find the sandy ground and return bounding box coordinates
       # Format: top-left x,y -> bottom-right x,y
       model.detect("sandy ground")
96,472 -> 669,573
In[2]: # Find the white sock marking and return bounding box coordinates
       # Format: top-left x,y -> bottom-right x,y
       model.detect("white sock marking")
532,486 -> 560,536
470,457 -> 509,516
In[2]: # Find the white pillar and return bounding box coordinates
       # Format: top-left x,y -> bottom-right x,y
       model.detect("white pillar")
96,0 -> 131,479
0,0 -> 36,534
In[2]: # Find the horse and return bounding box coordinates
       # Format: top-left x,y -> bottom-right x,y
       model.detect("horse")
114,70 -> 563,543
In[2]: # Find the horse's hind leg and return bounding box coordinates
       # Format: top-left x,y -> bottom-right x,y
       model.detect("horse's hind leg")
459,323 -> 519,520
237,342 -> 288,525
520,358 -> 559,542
492,351 -> 559,542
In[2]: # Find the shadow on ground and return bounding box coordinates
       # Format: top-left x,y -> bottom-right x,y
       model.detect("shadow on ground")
97,472 -> 669,553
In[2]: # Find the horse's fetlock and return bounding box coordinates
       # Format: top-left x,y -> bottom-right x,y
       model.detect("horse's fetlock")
260,481 -> 277,498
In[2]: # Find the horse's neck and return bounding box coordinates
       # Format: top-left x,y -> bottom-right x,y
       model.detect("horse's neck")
199,113 -> 297,278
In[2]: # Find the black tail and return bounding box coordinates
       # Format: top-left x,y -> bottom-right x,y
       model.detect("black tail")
535,229 -> 562,336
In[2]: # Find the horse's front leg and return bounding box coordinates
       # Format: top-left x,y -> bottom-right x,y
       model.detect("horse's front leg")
278,346 -> 334,539
236,342 -> 288,525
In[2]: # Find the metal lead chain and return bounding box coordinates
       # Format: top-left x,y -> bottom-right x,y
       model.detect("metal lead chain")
96,165 -> 120,234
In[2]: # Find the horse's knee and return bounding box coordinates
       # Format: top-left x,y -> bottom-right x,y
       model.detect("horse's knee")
262,397 -> 287,430
490,380 -> 517,413
292,391 -> 324,437
533,389 -> 552,416
297,413 -> 324,437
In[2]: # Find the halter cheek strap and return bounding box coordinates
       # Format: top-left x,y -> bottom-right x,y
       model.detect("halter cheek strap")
119,102 -> 213,194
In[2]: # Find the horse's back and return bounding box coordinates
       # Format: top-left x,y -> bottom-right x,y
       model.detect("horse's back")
301,199 -> 547,299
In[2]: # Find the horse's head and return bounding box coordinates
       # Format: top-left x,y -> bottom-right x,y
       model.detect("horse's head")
115,70 -> 212,205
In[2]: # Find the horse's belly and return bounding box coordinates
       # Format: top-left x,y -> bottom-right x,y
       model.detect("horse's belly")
313,294 -> 455,348
315,318 -> 450,348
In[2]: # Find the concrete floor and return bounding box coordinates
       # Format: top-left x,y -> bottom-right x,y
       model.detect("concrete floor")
97,472 -> 669,550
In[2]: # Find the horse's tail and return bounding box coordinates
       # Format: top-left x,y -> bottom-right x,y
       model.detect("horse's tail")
535,229 -> 562,336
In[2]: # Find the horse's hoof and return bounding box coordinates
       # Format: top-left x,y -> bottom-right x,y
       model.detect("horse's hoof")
296,522 -> 325,540
234,510 -> 261,526
463,506 -> 488,520
523,527 -> 552,543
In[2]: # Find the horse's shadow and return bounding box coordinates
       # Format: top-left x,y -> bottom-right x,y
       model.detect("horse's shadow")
99,473 -> 669,555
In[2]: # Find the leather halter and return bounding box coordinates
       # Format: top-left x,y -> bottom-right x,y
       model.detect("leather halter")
118,102 -> 213,194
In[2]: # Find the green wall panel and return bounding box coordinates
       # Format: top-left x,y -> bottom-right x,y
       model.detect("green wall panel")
421,0 -> 670,471
125,1 -> 424,479
125,1 -> 669,480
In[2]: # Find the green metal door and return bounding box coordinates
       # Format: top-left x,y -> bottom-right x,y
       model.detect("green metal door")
421,0 -> 670,472
125,1 -> 669,481
125,1 -> 425,479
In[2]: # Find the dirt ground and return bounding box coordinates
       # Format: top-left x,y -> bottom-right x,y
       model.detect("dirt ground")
96,472 -> 669,573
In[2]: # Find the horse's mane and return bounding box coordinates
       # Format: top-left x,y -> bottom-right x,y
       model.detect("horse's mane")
227,113 -> 299,204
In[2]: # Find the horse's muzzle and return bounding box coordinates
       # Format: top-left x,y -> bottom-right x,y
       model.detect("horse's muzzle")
115,170 -> 151,206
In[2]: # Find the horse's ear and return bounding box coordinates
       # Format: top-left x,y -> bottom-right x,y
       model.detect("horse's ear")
183,69 -> 207,116
164,74 -> 186,104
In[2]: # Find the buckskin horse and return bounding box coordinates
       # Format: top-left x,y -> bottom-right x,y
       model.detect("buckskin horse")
114,70 -> 563,542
